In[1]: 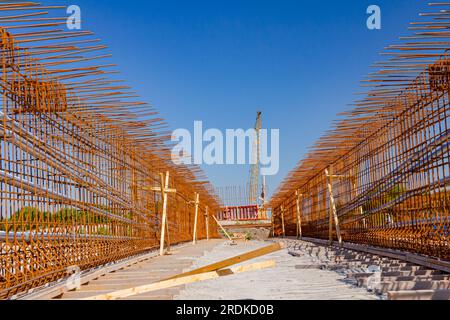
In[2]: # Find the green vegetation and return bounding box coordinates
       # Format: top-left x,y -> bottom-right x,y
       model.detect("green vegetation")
95,226 -> 110,236
0,206 -> 114,232
219,228 -> 234,239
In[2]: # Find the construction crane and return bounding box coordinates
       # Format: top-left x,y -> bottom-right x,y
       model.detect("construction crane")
248,111 -> 262,205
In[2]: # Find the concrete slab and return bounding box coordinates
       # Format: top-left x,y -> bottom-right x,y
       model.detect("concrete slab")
175,241 -> 378,300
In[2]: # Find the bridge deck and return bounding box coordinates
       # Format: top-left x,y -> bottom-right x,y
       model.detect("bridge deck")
54,239 -> 379,300
27,238 -> 450,300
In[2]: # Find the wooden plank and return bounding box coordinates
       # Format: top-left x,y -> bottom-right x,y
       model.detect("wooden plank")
81,260 -> 276,300
222,223 -> 272,229
148,187 -> 176,193
212,215 -> 233,241
166,242 -> 284,280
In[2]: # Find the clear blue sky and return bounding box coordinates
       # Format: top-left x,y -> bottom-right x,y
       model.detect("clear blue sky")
48,0 -> 428,197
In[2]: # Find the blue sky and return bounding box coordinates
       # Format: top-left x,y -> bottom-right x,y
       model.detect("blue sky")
48,0 -> 428,197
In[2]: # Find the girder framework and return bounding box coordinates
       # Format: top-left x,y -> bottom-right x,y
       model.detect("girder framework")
0,2 -> 220,299
270,3 -> 450,260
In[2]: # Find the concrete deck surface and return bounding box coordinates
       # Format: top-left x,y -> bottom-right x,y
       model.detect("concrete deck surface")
59,239 -> 378,300
175,240 -> 378,300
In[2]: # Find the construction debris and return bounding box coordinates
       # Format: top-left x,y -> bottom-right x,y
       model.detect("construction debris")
166,242 -> 283,280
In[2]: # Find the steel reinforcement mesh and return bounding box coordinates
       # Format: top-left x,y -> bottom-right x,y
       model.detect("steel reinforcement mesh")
0,2 -> 219,299
271,3 -> 450,260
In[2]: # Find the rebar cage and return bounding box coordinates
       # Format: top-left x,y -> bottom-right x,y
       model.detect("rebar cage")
0,2 -> 220,299
271,3 -> 450,260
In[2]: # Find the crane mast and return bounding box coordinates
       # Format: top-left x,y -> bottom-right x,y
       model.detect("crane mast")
249,111 -> 262,205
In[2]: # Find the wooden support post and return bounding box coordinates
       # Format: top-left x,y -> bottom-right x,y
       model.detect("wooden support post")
167,242 -> 283,280
165,212 -> 171,253
159,171 -> 170,256
271,209 -> 275,237
145,171 -> 177,256
205,206 -> 209,241
193,192 -> 200,245
296,190 -> 303,239
280,205 -> 285,238
325,167 -> 342,246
